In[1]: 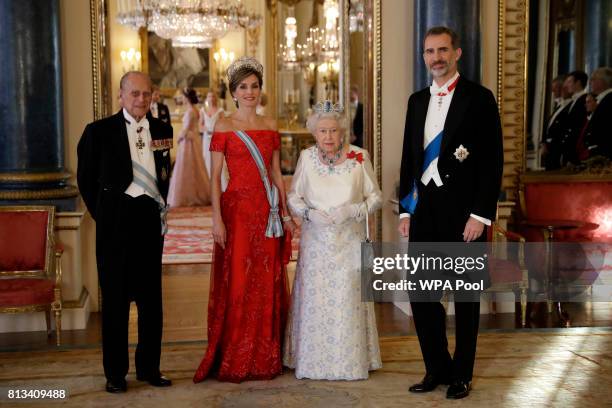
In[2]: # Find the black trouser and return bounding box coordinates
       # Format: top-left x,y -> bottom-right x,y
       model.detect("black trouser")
98,194 -> 164,381
409,181 -> 482,382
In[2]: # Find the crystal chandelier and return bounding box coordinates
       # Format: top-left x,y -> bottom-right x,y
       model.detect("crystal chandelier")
116,0 -> 262,49
279,0 -> 340,70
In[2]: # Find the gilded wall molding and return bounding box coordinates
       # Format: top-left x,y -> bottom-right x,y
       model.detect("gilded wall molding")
373,0 -> 382,239
90,0 -> 111,121
497,0 -> 529,201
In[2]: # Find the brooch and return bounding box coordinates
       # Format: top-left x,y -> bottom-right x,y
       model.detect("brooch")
151,138 -> 173,151
453,145 -> 469,162
346,150 -> 364,163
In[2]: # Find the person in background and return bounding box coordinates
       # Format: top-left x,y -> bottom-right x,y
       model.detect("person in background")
167,88 -> 211,207
541,75 -> 570,168
349,85 -> 364,148
256,92 -> 268,115
583,67 -> 612,159
200,90 -> 225,177
575,92 -> 598,161
557,71 -> 588,165
149,85 -> 171,124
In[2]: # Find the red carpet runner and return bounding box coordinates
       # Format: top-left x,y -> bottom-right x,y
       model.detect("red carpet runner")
162,206 -> 299,264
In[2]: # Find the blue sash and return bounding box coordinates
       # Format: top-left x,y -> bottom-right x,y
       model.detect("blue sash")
131,160 -> 168,235
234,130 -> 283,238
400,130 -> 443,214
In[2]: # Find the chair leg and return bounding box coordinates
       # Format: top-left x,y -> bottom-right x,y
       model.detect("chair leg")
45,309 -> 52,337
490,293 -> 497,314
54,308 -> 62,346
520,289 -> 527,327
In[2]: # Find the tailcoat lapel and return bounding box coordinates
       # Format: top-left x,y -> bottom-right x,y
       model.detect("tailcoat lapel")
440,77 -> 472,156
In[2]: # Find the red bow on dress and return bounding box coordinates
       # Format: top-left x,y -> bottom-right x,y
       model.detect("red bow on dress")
347,150 -> 364,163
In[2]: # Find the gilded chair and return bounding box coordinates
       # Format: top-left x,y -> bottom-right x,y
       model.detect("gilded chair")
0,206 -> 63,345
486,223 -> 529,327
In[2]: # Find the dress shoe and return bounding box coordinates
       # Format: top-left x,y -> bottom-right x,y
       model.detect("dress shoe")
409,374 -> 449,393
446,380 -> 471,399
105,378 -> 127,393
137,373 -> 172,387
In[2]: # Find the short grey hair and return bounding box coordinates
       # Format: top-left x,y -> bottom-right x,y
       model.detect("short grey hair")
120,71 -> 152,90
591,67 -> 612,88
306,111 -> 347,135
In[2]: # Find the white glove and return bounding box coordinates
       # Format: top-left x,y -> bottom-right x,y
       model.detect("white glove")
328,203 -> 364,224
308,209 -> 333,225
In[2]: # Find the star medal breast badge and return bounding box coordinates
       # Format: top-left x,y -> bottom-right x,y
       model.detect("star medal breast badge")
453,145 -> 469,162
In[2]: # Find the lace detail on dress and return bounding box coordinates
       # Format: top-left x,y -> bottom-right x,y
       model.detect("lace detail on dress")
308,146 -> 358,176
193,129 -> 288,384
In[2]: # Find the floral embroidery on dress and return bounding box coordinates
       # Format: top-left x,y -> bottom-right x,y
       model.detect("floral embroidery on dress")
308,146 -> 358,176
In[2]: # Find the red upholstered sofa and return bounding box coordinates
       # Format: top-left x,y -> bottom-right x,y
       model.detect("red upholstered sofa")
517,175 -> 612,321
0,206 -> 63,345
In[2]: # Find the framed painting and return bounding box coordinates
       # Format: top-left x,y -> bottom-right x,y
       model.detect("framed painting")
140,30 -> 211,93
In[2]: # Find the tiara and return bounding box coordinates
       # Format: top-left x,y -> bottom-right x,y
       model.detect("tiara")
313,100 -> 344,114
226,56 -> 264,82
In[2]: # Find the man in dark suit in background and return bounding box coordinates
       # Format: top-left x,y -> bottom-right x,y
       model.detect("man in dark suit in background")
150,85 -> 171,124
583,67 -> 612,159
541,75 -> 569,169
77,71 -> 173,393
350,84 -> 364,148
558,70 -> 588,165
398,26 -> 503,399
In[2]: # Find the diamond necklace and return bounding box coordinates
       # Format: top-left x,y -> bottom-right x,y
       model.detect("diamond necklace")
317,144 -> 343,172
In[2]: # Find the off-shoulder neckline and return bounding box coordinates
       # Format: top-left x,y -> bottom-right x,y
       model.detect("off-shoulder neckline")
213,129 -> 278,134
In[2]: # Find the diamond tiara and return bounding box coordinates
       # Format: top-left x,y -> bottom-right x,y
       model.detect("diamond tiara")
313,100 -> 344,114
226,56 -> 264,82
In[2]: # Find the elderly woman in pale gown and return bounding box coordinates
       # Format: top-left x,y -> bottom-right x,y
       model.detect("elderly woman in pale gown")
283,101 -> 382,380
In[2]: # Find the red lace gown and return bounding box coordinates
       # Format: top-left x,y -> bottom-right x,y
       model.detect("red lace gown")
193,129 -> 290,383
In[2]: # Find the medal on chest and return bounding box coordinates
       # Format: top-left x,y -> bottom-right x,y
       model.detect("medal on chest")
135,126 -> 145,150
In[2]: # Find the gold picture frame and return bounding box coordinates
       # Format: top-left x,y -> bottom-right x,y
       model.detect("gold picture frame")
497,0 -> 529,201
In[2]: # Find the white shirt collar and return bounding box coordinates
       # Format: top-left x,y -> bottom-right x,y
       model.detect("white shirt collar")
430,71 -> 460,94
122,108 -> 148,127
571,89 -> 587,101
596,88 -> 612,103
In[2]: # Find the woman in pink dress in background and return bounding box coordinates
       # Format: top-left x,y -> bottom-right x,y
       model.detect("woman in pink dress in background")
167,88 -> 211,207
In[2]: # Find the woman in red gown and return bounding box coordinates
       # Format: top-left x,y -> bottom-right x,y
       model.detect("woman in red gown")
193,57 -> 296,383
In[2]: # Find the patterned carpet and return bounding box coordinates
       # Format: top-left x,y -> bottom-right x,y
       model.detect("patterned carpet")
162,206 -> 300,265
0,330 -> 611,407
162,207 -> 215,264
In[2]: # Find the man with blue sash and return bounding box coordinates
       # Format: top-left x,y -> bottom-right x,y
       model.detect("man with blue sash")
398,27 -> 503,399
77,72 -> 173,393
